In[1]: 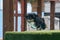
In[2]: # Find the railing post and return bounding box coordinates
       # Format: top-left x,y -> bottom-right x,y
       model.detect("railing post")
15,0 -> 18,31
37,0 -> 44,17
50,1 -> 55,30
21,0 -> 27,31
3,0 -> 14,39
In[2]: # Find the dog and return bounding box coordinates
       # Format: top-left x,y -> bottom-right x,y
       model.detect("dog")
25,13 -> 46,30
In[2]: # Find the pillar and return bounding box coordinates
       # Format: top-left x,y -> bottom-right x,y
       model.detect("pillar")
50,1 -> 55,30
21,0 -> 27,31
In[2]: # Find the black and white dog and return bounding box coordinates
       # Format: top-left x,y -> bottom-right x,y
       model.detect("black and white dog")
25,13 -> 46,30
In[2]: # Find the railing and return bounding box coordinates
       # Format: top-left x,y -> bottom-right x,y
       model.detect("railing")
3,0 -> 57,32
3,0 -> 59,40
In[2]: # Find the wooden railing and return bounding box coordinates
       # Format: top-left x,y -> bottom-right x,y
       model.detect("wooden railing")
3,0 -> 57,32
3,0 -> 59,40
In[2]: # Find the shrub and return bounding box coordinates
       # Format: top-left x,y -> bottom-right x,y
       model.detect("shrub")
5,30 -> 60,40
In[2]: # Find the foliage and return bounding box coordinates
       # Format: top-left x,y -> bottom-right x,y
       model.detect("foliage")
5,30 -> 60,40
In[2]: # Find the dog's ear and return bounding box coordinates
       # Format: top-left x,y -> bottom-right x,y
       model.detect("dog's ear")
25,14 -> 33,20
32,13 -> 37,19
25,14 -> 29,19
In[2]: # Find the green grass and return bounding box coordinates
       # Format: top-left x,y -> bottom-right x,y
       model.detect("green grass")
5,30 -> 60,40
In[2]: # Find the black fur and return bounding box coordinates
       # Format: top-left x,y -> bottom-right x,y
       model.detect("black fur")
25,13 -> 46,30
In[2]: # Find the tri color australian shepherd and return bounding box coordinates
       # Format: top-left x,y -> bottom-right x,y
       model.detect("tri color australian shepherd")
25,13 -> 46,30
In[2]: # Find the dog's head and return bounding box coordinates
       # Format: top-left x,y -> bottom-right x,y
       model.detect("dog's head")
25,13 -> 37,20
